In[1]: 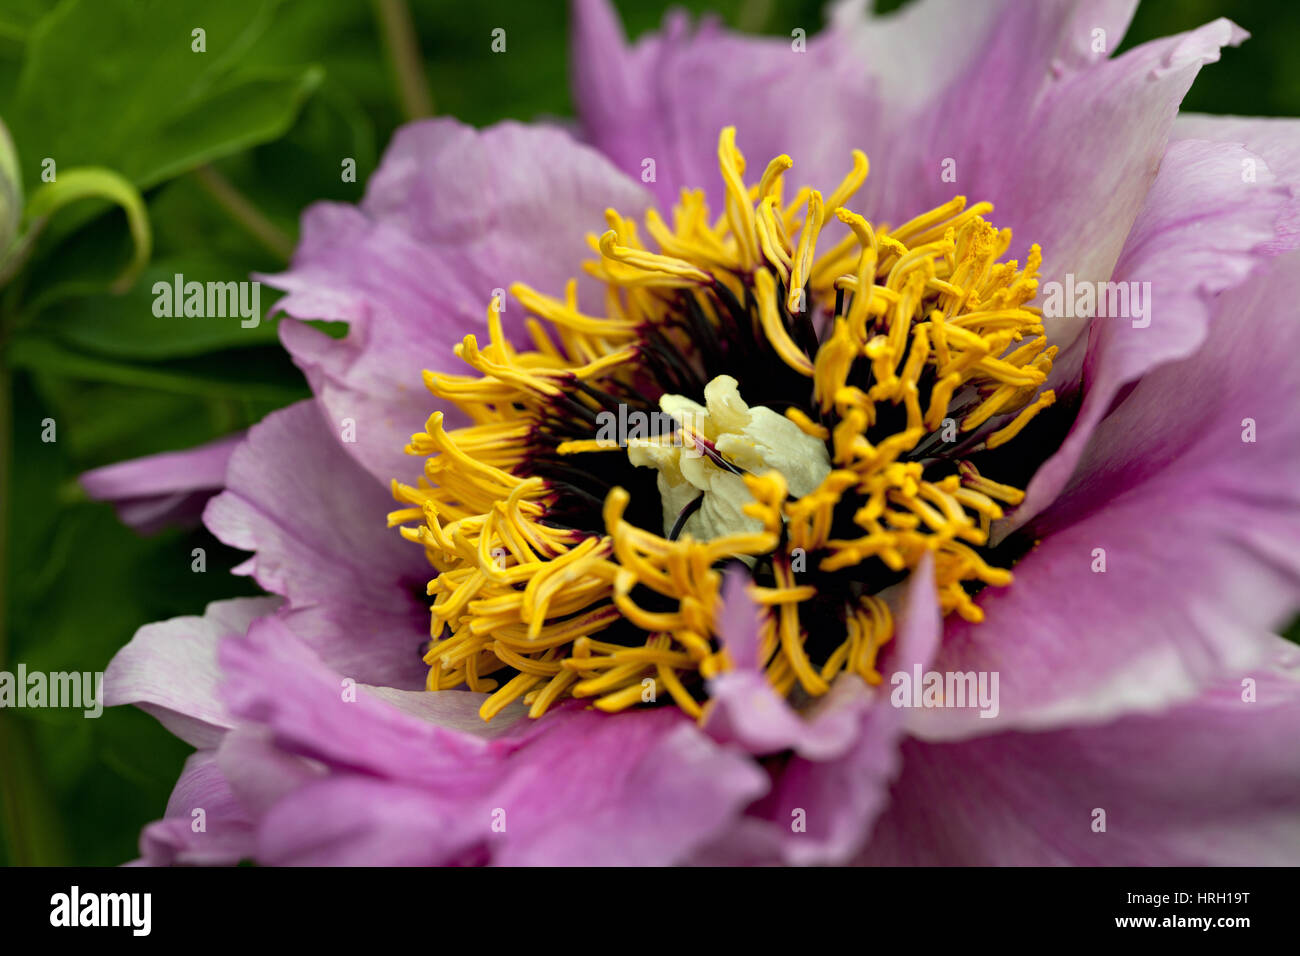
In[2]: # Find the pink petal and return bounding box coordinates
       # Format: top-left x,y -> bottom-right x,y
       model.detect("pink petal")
1175,113 -> 1300,254
856,14 -> 1248,364
571,0 -> 875,210
574,1 -> 1248,373
697,555 -> 942,864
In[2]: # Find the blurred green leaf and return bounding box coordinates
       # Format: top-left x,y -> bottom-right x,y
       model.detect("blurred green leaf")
30,377 -> 260,466
46,254 -> 281,359
209,88 -> 378,237
0,1 -> 55,39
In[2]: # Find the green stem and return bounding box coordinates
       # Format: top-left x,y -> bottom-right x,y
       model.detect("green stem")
192,164 -> 294,264
0,309 -> 12,676
0,711 -> 68,865
0,296 -> 68,865
0,349 -> 20,863
0,354 -> 64,865
0,365 -> 8,675
373,0 -> 434,120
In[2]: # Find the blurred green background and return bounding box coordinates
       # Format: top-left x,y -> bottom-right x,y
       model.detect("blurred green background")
0,0 -> 1296,866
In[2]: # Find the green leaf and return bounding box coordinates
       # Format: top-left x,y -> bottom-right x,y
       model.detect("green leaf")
5,0 -> 321,193
0,0 -> 56,41
46,253 -> 281,359
31,378 -> 245,465
207,82 -> 378,231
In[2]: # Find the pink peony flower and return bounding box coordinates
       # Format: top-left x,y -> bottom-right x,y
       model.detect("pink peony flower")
96,0 -> 1300,865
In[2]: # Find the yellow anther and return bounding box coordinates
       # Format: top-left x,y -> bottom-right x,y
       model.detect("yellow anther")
754,268 -> 814,376
824,149 -> 869,213
986,389 -> 1056,449
597,230 -> 712,283
758,153 -> 794,201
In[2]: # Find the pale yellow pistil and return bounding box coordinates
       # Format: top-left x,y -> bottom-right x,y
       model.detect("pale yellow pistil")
628,375 -> 832,542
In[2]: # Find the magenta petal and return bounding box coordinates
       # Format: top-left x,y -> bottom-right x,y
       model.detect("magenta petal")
752,555 -> 942,864
219,617 -> 766,865
80,432 -> 243,534
254,711 -> 768,866
486,708 -> 767,866
203,400 -> 430,689
705,571 -> 877,762
862,647 -> 1300,864
574,2 -> 1245,371
706,673 -> 869,763
832,0 -> 1135,120
80,431 -> 241,499
254,777 -> 484,866
1019,17 -> 1246,358
1053,248 -> 1300,521
1007,136 -> 1290,533
219,616 -> 507,780
839,0 -> 1138,236
213,729 -> 324,818
262,118 -> 650,484
104,596 -> 280,748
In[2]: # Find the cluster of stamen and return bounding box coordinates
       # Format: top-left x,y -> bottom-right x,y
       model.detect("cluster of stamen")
389,127 -> 1055,721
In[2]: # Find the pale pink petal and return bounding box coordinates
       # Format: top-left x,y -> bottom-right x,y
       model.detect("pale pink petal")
104,596 -> 280,748
1006,137 -> 1289,534
1175,112 -> 1300,253
863,647 -> 1300,865
203,400 -> 430,689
